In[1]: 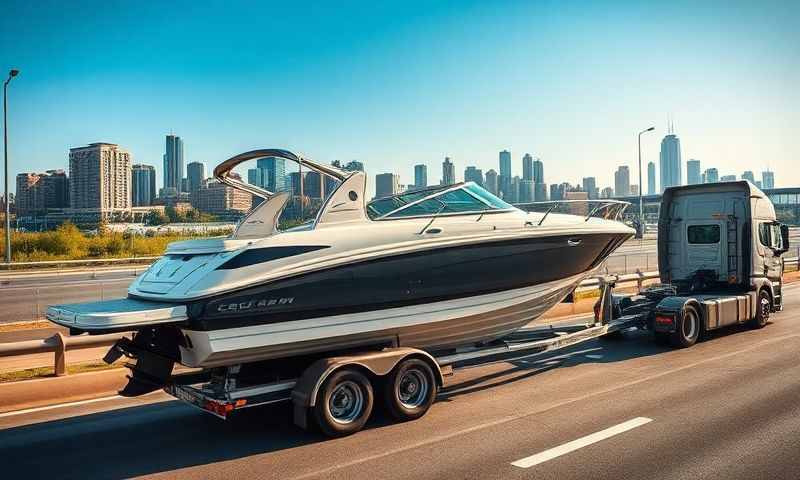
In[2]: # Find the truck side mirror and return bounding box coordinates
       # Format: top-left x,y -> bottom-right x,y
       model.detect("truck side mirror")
779,224 -> 790,254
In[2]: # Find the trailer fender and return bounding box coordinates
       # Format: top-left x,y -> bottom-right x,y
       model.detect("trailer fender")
653,296 -> 702,333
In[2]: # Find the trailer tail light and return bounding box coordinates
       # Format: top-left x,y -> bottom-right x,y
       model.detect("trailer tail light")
655,315 -> 674,326
204,400 -> 236,417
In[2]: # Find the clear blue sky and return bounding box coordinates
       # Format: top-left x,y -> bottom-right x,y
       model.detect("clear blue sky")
1,0 -> 798,195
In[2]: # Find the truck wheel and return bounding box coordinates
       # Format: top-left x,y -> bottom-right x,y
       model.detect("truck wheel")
383,358 -> 437,422
313,368 -> 374,437
750,290 -> 771,329
670,305 -> 700,348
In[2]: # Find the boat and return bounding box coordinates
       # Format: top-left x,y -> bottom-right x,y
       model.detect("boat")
46,149 -> 634,396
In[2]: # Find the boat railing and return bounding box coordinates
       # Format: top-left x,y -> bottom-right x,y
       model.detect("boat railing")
515,199 -> 630,223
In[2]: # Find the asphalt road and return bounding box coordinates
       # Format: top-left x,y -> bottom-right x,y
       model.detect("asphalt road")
1,283 -> 798,479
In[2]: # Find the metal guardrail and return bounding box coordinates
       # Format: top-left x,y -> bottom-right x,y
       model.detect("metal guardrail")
0,256 -> 159,270
0,332 -> 127,376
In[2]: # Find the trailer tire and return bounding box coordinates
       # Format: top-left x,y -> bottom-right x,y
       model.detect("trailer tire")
383,358 -> 437,422
670,304 -> 700,348
313,368 -> 374,437
750,289 -> 771,329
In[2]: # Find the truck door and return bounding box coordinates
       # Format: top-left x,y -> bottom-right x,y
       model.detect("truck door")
685,221 -> 727,281
757,222 -> 784,281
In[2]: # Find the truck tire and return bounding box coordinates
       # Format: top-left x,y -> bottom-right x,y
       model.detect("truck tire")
383,358 -> 437,422
670,304 -> 700,348
313,368 -> 374,437
750,290 -> 771,329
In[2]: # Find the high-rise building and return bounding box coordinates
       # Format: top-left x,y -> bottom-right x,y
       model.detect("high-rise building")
601,187 -> 614,198
163,134 -> 184,194
464,166 -> 483,186
247,157 -> 287,194
375,173 -> 400,198
659,128 -> 682,192
484,169 -> 498,195
519,180 -> 534,203
550,183 -> 562,201
687,159 -> 701,185
762,171 -> 775,190
510,176 -> 521,203
533,158 -> 544,184
582,177 -> 598,200
186,162 -> 205,194
534,182 -> 548,202
647,161 -> 656,195
69,143 -> 131,212
630,184 -> 639,196
414,164 -> 427,190
131,164 -> 156,207
287,171 -> 305,196
614,166 -> 630,197
522,154 -> 533,181
741,171 -> 756,183
15,170 -> 69,215
704,168 -> 719,183
196,175 -> 252,215
720,174 -> 737,182
304,171 -> 324,199
441,157 -> 455,185
499,150 -> 512,198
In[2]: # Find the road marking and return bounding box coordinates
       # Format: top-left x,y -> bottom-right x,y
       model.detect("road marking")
0,395 -> 122,418
511,417 -> 652,468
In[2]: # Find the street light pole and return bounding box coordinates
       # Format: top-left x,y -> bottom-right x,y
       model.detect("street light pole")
637,126 -> 655,238
4,69 -> 20,264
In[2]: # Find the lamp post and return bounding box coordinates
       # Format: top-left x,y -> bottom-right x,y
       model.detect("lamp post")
637,126 -> 655,239
4,69 -> 19,263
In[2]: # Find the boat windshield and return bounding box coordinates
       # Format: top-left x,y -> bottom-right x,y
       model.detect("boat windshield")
367,182 -> 515,220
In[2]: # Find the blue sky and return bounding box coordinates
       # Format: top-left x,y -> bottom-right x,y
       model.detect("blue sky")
1,0 -> 798,195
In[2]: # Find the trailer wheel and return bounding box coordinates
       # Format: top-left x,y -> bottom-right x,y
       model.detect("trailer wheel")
314,368 -> 374,437
383,358 -> 437,422
670,304 -> 700,348
750,290 -> 771,329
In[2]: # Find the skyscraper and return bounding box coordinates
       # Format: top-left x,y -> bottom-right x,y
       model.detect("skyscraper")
762,170 -> 775,189
582,177 -> 598,200
163,134 -> 184,195
659,128 -> 682,192
375,173 -> 400,198
687,159 -> 701,185
647,161 -> 656,195
522,153 -> 533,181
69,143 -> 131,212
704,168 -> 719,183
519,180 -> 534,202
15,170 -> 69,215
414,164 -> 427,190
246,156 -> 287,192
533,158 -> 544,184
132,164 -> 156,206
534,182 -> 548,202
304,171 -> 324,199
186,162 -> 205,194
441,157 -> 455,185
499,150 -> 511,198
484,169 -> 498,195
464,166 -> 484,186
614,166 -> 630,197
741,171 -> 755,183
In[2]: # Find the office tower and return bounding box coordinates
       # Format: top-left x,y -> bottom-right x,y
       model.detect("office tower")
196,175 -> 252,214
510,176 -> 521,203
414,164 -> 427,190
375,173 -> 400,198
533,158 -> 544,184
601,187 -> 614,199
304,171 -> 324,199
247,168 -> 264,188
484,169 -> 498,195
441,157 -> 455,185
741,171 -> 756,183
534,182 -> 548,202
15,170 -> 69,215
519,180 -> 534,202
163,134 -> 184,194
614,166 -> 631,197
186,162 -> 205,194
762,171 -> 775,190
499,150 -> 512,198
687,159 -> 701,185
703,168 -> 719,183
131,164 -> 156,207
550,184 -> 561,201
659,126 -> 682,192
522,154 -> 533,181
582,177 -> 598,200
287,171 -> 305,196
69,143 -> 131,212
464,166 -> 483,186
647,161 -> 656,195
720,175 -> 736,182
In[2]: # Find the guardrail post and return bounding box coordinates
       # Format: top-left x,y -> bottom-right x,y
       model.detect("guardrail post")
53,333 -> 67,376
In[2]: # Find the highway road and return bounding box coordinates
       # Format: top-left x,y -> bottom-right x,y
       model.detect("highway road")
1,283 -> 798,479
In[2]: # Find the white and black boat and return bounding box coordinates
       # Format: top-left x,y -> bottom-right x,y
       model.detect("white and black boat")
47,149 -> 634,396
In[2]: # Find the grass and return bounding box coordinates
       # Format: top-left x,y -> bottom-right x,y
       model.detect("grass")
0,360 -> 124,383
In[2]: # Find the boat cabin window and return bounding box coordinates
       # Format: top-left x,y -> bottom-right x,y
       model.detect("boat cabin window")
366,182 -> 515,220
687,225 -> 720,244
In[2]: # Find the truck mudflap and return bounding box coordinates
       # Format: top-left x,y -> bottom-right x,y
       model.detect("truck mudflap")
104,327 -> 182,397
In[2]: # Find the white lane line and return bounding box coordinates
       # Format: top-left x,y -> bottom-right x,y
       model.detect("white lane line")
511,417 -> 652,468
0,395 -> 122,418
